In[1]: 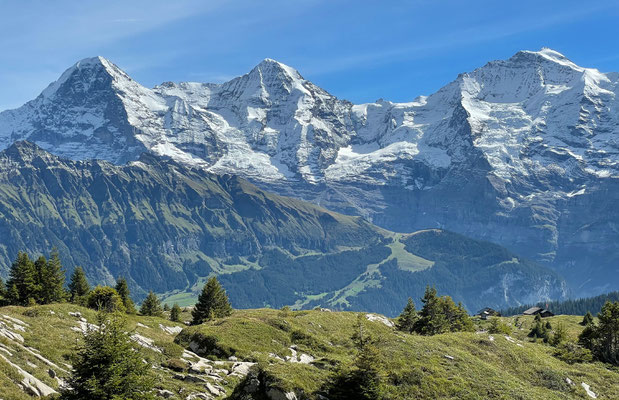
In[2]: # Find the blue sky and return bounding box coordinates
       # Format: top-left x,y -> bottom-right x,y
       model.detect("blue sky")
1,0 -> 619,111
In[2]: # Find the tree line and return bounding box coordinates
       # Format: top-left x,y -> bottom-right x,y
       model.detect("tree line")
501,291 -> 619,316
0,250 -> 232,326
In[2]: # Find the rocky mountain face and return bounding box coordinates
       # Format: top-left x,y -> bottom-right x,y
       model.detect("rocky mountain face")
0,142 -> 565,313
0,49 -> 617,295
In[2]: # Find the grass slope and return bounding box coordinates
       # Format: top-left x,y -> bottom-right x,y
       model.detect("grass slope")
0,304 -> 617,399
177,309 -> 619,399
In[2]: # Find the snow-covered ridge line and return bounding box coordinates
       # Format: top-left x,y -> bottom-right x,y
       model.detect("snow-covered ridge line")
1,48 -> 617,188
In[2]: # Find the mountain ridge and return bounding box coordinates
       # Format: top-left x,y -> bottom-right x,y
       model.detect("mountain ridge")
0,49 -> 617,296
0,141 -> 566,313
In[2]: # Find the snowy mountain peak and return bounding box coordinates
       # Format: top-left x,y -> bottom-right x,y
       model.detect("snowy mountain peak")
514,47 -> 578,68
252,58 -> 303,80
40,55 -> 131,100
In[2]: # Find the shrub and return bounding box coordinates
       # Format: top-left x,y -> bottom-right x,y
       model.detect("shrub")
488,318 -> 511,335
86,286 -> 125,312
162,358 -> 187,372
553,342 -> 593,364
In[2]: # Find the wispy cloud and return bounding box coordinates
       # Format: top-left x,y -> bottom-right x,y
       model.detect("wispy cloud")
301,4 -> 615,76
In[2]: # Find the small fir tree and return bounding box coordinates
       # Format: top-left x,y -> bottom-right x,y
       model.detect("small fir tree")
396,298 -> 417,333
115,277 -> 136,314
549,322 -> 568,346
528,319 -> 550,343
68,267 -> 90,304
170,303 -> 182,322
163,303 -> 170,312
581,311 -> 594,326
60,311 -> 155,400
328,315 -> 385,400
140,291 -> 163,317
191,277 -> 232,325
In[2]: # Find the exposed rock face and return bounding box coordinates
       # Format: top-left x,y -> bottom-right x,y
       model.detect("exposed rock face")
0,353 -> 57,397
0,143 -> 567,313
0,141 -> 381,297
0,49 -> 616,295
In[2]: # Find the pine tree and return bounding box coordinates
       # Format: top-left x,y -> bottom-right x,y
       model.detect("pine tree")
7,284 -> 19,305
328,315 -> 385,400
33,255 -> 47,303
68,267 -> 90,304
115,278 -> 136,314
140,291 -> 163,317
39,249 -> 66,304
413,286 -> 446,335
170,303 -> 182,322
581,311 -> 594,326
0,278 -> 7,306
528,319 -> 550,342
87,286 -> 125,312
7,252 -> 38,305
412,286 -> 472,335
595,300 -> 619,365
60,311 -> 155,400
163,303 -> 170,312
396,298 -> 417,333
191,277 -> 232,325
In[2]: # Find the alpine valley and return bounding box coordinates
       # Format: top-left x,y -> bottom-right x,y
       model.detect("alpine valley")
0,48 -> 617,311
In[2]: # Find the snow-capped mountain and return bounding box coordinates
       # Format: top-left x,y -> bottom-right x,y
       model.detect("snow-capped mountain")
0,48 -> 618,295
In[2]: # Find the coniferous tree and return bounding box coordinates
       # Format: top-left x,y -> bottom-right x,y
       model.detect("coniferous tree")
33,255 -> 47,302
115,278 -> 136,314
581,311 -> 594,326
170,303 -> 182,322
39,249 -> 66,304
7,252 -> 38,305
68,267 -> 90,304
413,286 -> 473,335
413,286 -> 446,335
0,278 -> 7,306
328,315 -> 385,400
7,284 -> 19,305
60,311 -> 155,400
140,291 -> 163,317
191,277 -> 232,325
163,303 -> 170,312
578,322 -> 599,351
595,300 -> 619,364
528,319 -> 550,342
396,298 -> 417,333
